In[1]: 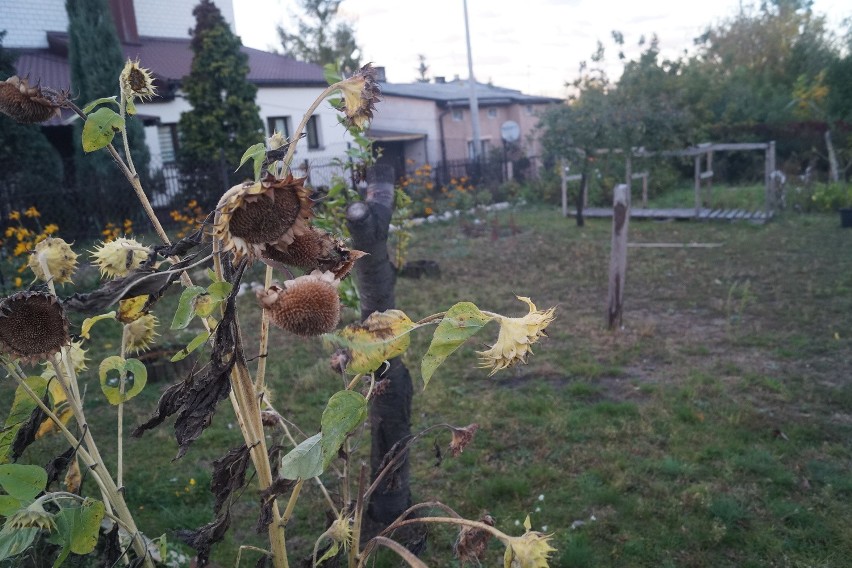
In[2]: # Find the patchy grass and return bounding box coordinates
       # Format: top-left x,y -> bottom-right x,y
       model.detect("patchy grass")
4,205 -> 852,567
648,182 -> 766,210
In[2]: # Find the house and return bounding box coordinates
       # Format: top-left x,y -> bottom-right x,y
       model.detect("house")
1,0 -> 352,186
368,72 -> 562,181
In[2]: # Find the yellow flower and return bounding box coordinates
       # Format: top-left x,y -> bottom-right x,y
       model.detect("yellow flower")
503,526 -> 557,568
477,297 -> 556,376
120,58 -> 157,102
14,277 -> 22,288
44,223 -> 59,235
8,210 -> 20,221
24,206 -> 40,218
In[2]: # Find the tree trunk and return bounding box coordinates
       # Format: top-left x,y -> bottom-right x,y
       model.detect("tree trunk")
345,165 -> 413,534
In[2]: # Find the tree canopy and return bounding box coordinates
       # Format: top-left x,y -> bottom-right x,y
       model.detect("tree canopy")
277,0 -> 360,74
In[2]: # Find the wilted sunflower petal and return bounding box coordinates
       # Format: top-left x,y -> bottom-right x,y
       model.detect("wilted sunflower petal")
477,296 -> 555,376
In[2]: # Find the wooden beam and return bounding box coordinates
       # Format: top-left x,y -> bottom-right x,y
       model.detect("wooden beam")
606,184 -> 630,330
694,155 -> 701,218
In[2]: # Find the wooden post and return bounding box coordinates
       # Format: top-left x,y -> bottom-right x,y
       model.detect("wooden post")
706,150 -> 714,203
764,141 -> 776,216
606,184 -> 630,330
560,158 -> 568,217
694,154 -> 701,218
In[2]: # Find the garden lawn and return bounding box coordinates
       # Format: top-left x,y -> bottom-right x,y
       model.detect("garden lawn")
4,205 -> 852,567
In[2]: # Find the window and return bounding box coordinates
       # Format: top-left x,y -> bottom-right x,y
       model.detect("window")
451,108 -> 463,121
525,105 -> 534,115
267,116 -> 291,138
306,115 -> 321,149
157,124 -> 178,163
487,107 -> 498,119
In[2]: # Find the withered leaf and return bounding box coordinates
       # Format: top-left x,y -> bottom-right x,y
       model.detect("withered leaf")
131,380 -> 189,437
102,523 -> 122,568
376,435 -> 412,493
211,445 -> 251,515
176,510 -> 230,568
454,513 -> 494,566
10,391 -> 49,461
256,477 -> 296,534
44,446 -> 75,487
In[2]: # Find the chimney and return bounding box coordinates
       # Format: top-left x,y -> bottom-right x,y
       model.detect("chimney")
434,76 -> 445,84
110,0 -> 139,43
374,66 -> 387,82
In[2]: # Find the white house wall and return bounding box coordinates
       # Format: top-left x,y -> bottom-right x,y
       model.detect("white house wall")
134,0 -> 236,38
370,95 -> 437,164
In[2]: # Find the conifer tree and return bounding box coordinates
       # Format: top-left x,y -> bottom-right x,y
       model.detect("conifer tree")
66,0 -> 150,189
178,0 -> 264,204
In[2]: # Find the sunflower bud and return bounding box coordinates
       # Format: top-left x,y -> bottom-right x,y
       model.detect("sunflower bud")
42,340 -> 88,379
256,270 -> 340,336
6,502 -> 56,532
124,313 -> 159,354
335,63 -> 381,129
28,237 -> 78,284
90,237 -> 150,279
215,175 -> 313,260
477,297 -> 555,376
0,291 -> 69,364
502,522 -> 556,568
0,76 -> 61,124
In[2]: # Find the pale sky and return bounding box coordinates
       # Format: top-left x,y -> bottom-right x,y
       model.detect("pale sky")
233,0 -> 850,99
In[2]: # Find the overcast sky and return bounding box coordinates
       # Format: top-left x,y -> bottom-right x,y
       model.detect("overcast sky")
233,0 -> 850,98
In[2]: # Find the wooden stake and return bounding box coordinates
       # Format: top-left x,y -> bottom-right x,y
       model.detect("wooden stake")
606,184 -> 630,330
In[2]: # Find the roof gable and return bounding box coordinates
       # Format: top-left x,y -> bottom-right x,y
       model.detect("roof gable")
379,79 -> 562,106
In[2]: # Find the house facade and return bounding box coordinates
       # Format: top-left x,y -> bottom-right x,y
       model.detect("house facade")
0,0 -> 352,186
368,74 -> 562,181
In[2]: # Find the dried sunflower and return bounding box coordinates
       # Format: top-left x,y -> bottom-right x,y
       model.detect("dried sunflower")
215,174 -> 313,260
260,226 -> 366,279
28,237 -> 78,284
0,75 -> 61,124
256,270 -> 340,336
124,313 -> 158,354
335,63 -> 381,129
0,291 -> 69,364
119,58 -> 157,102
502,525 -> 557,568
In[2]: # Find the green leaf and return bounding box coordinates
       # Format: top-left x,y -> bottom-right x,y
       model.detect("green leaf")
207,281 -> 233,302
170,331 -> 211,362
80,96 -> 118,114
317,541 -> 339,565
320,391 -> 367,468
421,302 -> 492,388
125,98 -> 137,116
0,495 -> 21,516
206,268 -> 222,283
81,107 -> 125,153
0,464 -> 46,501
52,498 -> 106,562
0,526 -> 38,562
280,433 -> 323,480
0,376 -> 48,464
171,286 -> 206,330
237,142 -> 266,180
325,310 -> 416,375
323,63 -> 342,85
98,357 -> 147,405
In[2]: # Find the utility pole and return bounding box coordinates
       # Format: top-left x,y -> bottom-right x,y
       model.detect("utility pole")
463,0 -> 482,161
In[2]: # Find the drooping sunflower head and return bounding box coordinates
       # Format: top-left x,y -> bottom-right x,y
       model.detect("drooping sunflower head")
119,59 -> 157,102
502,525 -> 557,568
41,339 -> 88,379
260,226 -> 366,279
90,237 -> 151,279
335,63 -> 381,129
255,270 -> 340,336
0,76 -> 61,124
28,237 -> 78,285
124,313 -> 158,354
0,291 -> 69,364
477,297 -> 556,376
214,174 -> 313,260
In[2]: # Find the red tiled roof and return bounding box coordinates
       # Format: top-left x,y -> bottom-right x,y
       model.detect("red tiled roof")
13,32 -> 326,94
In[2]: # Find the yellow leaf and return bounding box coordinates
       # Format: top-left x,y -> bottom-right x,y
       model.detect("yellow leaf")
117,295 -> 149,324
81,312 -> 117,339
327,310 -> 416,374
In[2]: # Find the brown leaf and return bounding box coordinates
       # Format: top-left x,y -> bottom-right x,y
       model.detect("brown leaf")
211,445 -> 251,515
176,510 -> 231,568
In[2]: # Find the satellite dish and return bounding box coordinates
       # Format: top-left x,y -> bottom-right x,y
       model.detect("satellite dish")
501,120 -> 520,143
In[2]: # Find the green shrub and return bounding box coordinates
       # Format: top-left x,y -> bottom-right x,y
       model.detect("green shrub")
811,183 -> 852,211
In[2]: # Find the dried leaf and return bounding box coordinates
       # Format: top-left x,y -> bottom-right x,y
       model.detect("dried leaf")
117,295 -> 149,324
211,445 -> 251,515
176,510 -> 230,567
0,376 -> 48,463
326,310 -> 415,374
44,446 -> 75,487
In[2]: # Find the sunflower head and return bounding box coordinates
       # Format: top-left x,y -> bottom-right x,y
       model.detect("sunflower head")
260,226 -> 366,279
6,502 -> 56,532
477,297 -> 555,376
215,174 -> 314,261
41,340 -> 88,379
124,313 -> 158,354
28,237 -> 78,284
449,423 -> 479,457
0,76 -> 61,124
0,291 -> 69,364
90,237 -> 150,279
335,63 -> 381,129
256,270 -> 340,336
502,525 -> 557,568
120,58 -> 157,102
